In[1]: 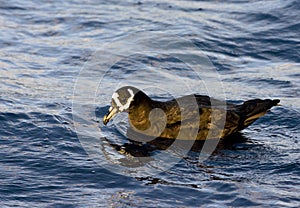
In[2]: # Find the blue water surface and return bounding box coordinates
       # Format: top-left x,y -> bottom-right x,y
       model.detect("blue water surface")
1,0 -> 300,207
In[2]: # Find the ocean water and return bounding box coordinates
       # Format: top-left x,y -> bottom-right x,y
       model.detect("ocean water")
1,0 -> 300,207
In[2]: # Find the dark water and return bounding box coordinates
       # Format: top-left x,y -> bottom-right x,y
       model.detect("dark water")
1,0 -> 300,207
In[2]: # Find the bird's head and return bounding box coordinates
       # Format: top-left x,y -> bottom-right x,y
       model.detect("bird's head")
103,86 -> 146,125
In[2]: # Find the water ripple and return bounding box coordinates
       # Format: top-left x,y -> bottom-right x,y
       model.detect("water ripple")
1,0 -> 300,207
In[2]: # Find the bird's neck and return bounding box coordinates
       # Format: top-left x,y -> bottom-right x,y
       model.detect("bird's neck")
128,93 -> 153,131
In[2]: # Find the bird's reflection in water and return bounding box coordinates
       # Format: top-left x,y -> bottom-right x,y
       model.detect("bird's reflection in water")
102,126 -> 249,158
100,129 -> 253,185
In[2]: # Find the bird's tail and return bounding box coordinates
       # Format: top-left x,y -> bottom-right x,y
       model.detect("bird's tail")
239,99 -> 280,129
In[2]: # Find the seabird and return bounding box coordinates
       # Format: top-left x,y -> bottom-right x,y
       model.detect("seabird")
103,86 -> 280,140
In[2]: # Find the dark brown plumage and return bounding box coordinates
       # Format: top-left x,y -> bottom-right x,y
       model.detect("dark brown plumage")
103,86 -> 280,140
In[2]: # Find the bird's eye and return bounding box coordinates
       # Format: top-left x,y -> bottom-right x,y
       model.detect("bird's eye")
111,100 -> 117,107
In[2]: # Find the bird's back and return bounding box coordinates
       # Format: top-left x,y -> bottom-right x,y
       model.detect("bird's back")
149,95 -> 279,140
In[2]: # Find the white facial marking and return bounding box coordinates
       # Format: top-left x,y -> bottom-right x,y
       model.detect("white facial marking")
112,88 -> 135,111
